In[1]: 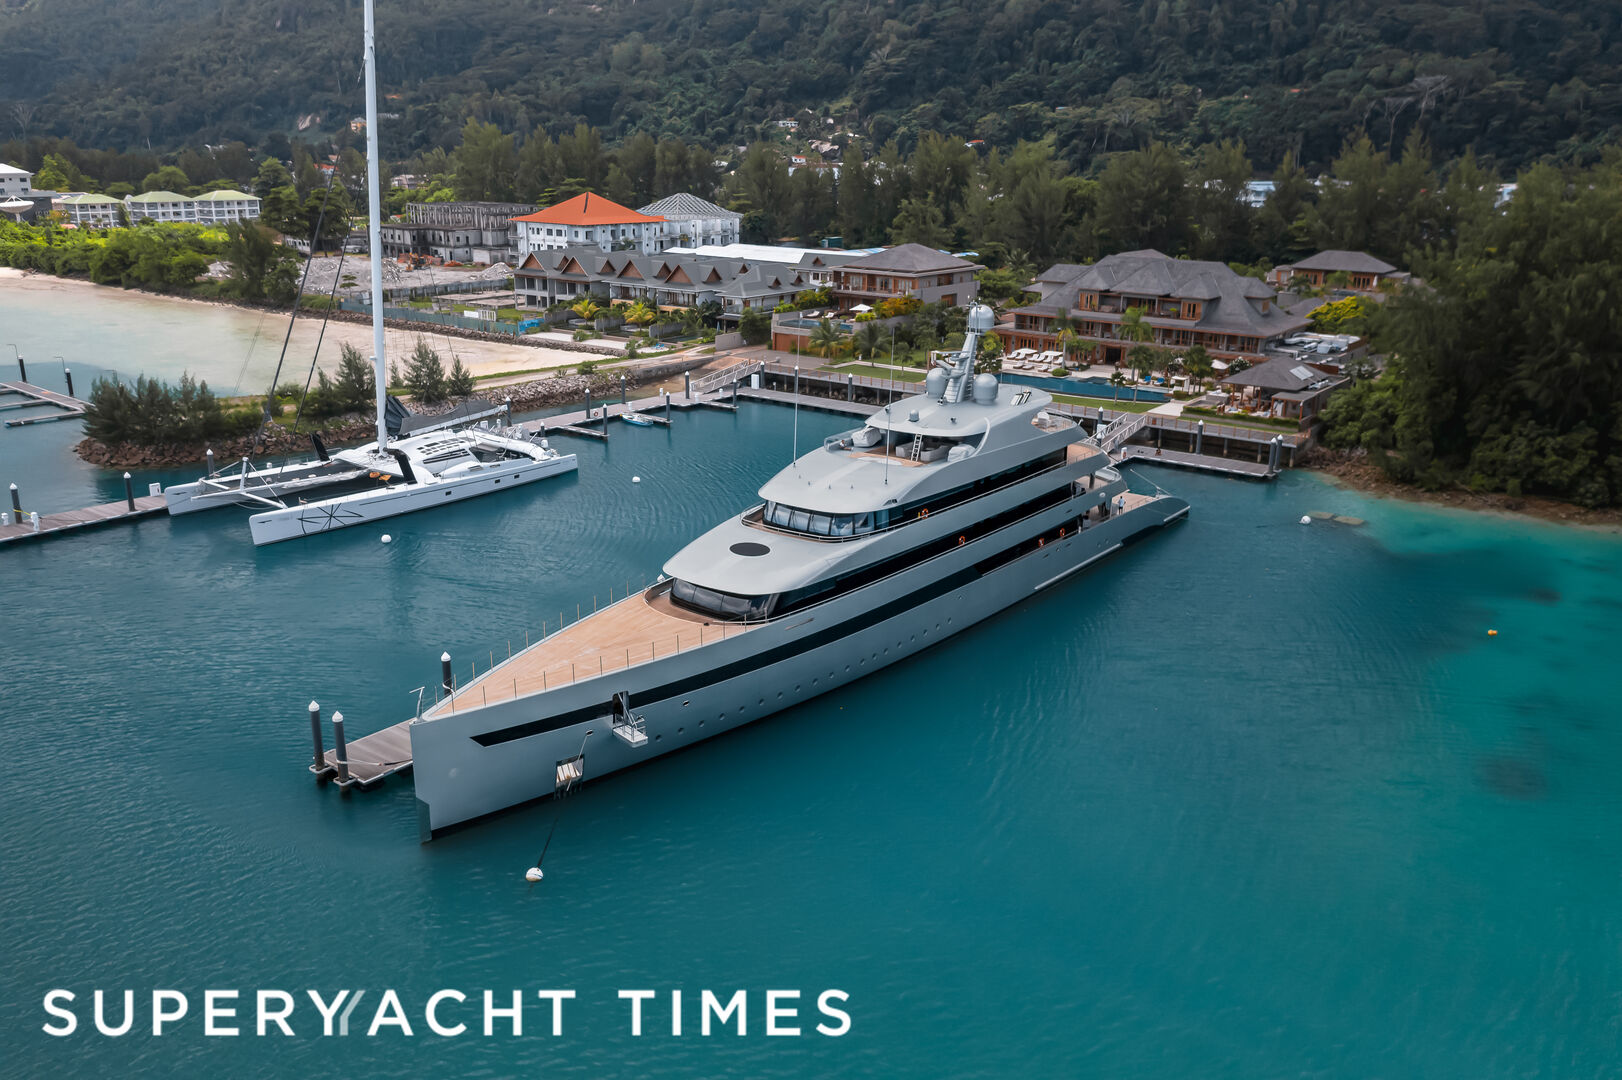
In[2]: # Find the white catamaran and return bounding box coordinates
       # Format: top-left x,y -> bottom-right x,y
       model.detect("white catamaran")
169,0 -> 577,543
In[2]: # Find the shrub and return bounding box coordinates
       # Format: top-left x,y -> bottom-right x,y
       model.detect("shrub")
403,338 -> 448,404
446,356 -> 476,398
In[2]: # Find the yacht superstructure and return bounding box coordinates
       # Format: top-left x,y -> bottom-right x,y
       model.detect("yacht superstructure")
406,305 -> 1187,835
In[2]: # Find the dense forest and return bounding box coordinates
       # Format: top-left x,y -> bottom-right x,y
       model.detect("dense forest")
1,0 -> 1618,172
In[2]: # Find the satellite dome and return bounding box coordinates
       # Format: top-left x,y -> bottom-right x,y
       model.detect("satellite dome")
924,368 -> 947,398
972,373 -> 999,405
966,304 -> 995,333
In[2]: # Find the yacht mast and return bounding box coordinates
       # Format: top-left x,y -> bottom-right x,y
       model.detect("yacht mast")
363,0 -> 387,453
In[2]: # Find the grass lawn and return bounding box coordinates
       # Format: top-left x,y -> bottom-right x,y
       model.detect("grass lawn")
1052,394 -> 1160,412
824,364 -> 926,382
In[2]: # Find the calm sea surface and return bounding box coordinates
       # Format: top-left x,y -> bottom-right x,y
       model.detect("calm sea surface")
3,287 -> 1622,1078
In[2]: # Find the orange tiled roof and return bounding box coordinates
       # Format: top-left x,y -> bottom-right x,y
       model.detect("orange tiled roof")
512,192 -> 665,226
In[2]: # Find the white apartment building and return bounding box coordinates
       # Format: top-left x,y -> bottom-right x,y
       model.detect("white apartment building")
0,163 -> 32,197
123,190 -> 198,223
512,192 -> 669,257
121,189 -> 261,225
56,193 -> 123,227
193,189 -> 262,223
637,193 -> 742,248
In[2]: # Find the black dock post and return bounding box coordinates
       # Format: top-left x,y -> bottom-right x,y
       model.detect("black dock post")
309,701 -> 324,777
733,378 -> 739,405
620,374 -> 627,404
332,711 -> 350,785
123,472 -> 135,511
585,389 -> 592,425
848,373 -> 854,401
16,355 -> 24,383
1194,420 -> 1204,456
64,368 -> 74,399
664,391 -> 670,421
684,371 -> 691,400
9,483 -> 19,516
441,651 -> 453,699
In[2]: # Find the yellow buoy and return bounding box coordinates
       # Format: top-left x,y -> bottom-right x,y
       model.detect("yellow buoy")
1488,629 -> 1498,637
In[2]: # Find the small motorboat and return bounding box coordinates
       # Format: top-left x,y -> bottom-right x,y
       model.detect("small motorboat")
620,412 -> 658,427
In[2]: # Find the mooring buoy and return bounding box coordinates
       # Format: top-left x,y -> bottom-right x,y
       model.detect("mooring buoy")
632,476 -> 642,484
1299,515 -> 1311,525
381,534 -> 393,544
525,866 -> 544,882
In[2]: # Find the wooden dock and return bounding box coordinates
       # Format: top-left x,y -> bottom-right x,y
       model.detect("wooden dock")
0,494 -> 168,546
517,390 -> 718,440
313,720 -> 414,789
1115,444 -> 1275,479
0,381 -> 88,427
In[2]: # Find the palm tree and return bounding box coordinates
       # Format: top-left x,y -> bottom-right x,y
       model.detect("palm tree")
569,297 -> 601,322
809,318 -> 848,359
1182,344 -> 1214,389
1054,322 -> 1083,369
624,299 -> 658,333
854,322 -> 885,359
1119,305 -> 1153,345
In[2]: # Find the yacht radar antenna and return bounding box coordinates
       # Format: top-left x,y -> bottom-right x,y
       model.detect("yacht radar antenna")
937,304 -> 996,404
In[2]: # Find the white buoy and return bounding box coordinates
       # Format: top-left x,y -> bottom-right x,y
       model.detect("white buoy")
1299,515 -> 1311,525
381,533 -> 393,543
525,866 -> 544,883
632,476 -> 642,484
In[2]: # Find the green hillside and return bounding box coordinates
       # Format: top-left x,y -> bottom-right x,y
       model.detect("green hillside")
1,0 -> 1618,168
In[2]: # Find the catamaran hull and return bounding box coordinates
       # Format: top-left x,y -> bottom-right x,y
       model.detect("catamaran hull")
246,454 -> 578,545
408,494 -> 1188,838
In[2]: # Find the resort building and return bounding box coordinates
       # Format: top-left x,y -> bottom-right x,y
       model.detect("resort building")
56,192 -> 124,227
1217,357 -> 1349,421
123,190 -> 198,223
192,189 -> 262,224
1270,251 -> 1405,292
637,193 -> 741,248
512,244 -> 856,319
999,249 -> 1309,365
829,244 -> 983,309
513,193 -> 668,257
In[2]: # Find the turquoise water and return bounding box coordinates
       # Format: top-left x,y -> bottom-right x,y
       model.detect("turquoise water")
3,398 -> 1621,1077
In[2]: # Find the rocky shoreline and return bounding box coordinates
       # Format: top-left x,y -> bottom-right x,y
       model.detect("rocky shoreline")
1302,448 -> 1622,530
75,417 -> 380,469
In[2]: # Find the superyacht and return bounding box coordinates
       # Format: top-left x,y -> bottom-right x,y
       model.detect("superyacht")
407,305 -> 1187,835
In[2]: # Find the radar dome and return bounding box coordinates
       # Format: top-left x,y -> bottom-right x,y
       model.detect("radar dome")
966,304 -> 995,333
972,373 -> 999,405
925,368 -> 947,398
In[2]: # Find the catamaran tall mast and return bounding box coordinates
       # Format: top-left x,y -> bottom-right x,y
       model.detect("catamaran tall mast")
363,0 -> 387,453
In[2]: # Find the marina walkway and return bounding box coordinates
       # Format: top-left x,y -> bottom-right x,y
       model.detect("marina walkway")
0,494 -> 167,545
1115,444 -> 1275,479
0,381 -> 88,427
314,721 -> 414,789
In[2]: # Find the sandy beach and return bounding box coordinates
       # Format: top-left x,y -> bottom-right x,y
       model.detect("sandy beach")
0,268 -> 590,381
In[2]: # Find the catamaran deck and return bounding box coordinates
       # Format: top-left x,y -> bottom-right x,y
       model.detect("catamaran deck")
425,587 -> 760,717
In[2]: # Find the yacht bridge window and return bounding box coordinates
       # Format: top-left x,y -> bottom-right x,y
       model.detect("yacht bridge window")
670,578 -> 773,620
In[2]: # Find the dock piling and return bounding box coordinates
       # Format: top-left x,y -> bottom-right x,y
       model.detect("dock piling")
684,372 -> 691,400
308,701 -> 324,776
585,389 -> 592,425
206,448 -> 214,475
332,711 -> 350,785
620,374 -> 627,404
64,369 -> 73,399
16,355 -> 24,382
123,472 -> 135,511
1194,420 -> 1204,456
10,483 -> 19,516
664,392 -> 670,421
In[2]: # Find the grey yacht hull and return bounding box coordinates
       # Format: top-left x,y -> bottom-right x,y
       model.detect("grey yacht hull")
409,491 -> 1188,837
